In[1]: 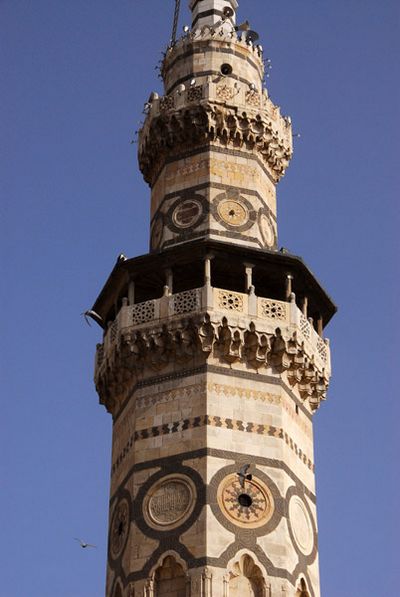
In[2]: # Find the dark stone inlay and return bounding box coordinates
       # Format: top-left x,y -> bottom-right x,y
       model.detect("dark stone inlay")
110,455 -> 315,596
190,0 -> 235,13
110,578 -> 124,597
210,189 -> 257,232
107,488 -> 131,565
166,69 -> 256,96
161,228 -> 264,250
110,447 -> 316,508
134,466 -> 205,539
112,414 -> 314,479
208,464 -> 283,537
163,43 -> 263,81
192,9 -> 224,29
164,192 -> 208,235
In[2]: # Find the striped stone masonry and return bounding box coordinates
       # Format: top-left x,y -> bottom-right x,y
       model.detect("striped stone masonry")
111,414 -> 314,479
93,3 -> 335,595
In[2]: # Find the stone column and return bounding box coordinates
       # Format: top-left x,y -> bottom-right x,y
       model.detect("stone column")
244,263 -> 254,292
165,268 -> 173,295
128,280 -> 135,305
302,295 -> 308,317
285,274 -> 293,301
317,315 -> 323,337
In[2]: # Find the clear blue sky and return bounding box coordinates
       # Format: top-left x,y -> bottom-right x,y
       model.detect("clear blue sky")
1,1 -> 399,595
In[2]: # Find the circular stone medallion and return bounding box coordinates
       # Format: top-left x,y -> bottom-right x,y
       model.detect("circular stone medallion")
217,199 -> 249,227
259,212 -> 275,247
288,495 -> 314,556
110,498 -> 130,559
172,199 -> 202,228
217,474 -> 274,529
144,474 -> 196,530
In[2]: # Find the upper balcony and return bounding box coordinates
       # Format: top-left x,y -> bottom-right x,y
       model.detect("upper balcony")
138,76 -> 292,187
138,22 -> 292,188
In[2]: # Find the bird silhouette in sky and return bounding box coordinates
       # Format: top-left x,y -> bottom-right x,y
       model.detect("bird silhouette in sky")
74,538 -> 97,549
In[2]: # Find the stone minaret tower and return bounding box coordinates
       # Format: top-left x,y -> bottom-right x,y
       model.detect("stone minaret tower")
90,2 -> 336,596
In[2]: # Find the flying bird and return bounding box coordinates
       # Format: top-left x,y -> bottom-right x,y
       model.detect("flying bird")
82,310 -> 104,327
74,538 -> 97,549
235,20 -> 250,32
237,464 -> 252,488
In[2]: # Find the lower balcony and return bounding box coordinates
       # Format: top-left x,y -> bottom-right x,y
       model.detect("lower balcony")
94,284 -> 331,414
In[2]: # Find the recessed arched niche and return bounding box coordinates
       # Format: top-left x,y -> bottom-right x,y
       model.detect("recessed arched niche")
228,553 -> 266,596
153,554 -> 187,597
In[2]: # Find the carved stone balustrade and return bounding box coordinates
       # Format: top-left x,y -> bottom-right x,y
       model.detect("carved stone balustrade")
138,22 -> 292,187
95,285 -> 331,415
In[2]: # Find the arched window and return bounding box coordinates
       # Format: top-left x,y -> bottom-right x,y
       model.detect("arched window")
228,554 -> 265,596
114,582 -> 123,597
154,555 -> 186,597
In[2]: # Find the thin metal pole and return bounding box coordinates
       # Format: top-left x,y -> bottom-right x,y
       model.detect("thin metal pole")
171,0 -> 181,44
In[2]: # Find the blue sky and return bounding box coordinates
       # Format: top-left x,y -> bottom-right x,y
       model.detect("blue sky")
1,1 -> 399,595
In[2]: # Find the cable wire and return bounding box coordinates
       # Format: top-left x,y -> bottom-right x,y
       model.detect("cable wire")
171,0 -> 181,44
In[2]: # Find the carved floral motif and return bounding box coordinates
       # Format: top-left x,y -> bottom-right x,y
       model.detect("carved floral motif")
245,89 -> 261,108
216,84 -> 236,101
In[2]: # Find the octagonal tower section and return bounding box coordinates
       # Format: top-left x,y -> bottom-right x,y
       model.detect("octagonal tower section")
88,2 -> 337,596
138,10 -> 292,254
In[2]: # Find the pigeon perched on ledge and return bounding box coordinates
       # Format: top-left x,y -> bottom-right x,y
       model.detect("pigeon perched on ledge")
237,464 -> 252,488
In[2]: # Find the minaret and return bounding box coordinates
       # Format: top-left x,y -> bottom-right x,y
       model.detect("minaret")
90,2 -> 336,596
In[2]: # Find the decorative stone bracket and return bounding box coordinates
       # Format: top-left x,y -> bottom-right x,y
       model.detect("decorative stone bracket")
139,101 -> 292,185
95,310 -> 329,416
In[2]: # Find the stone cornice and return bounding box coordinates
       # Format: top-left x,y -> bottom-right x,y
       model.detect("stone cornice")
138,101 -> 292,186
95,305 -> 330,416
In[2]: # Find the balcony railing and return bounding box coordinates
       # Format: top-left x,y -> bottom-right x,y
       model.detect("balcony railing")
96,285 -> 330,374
